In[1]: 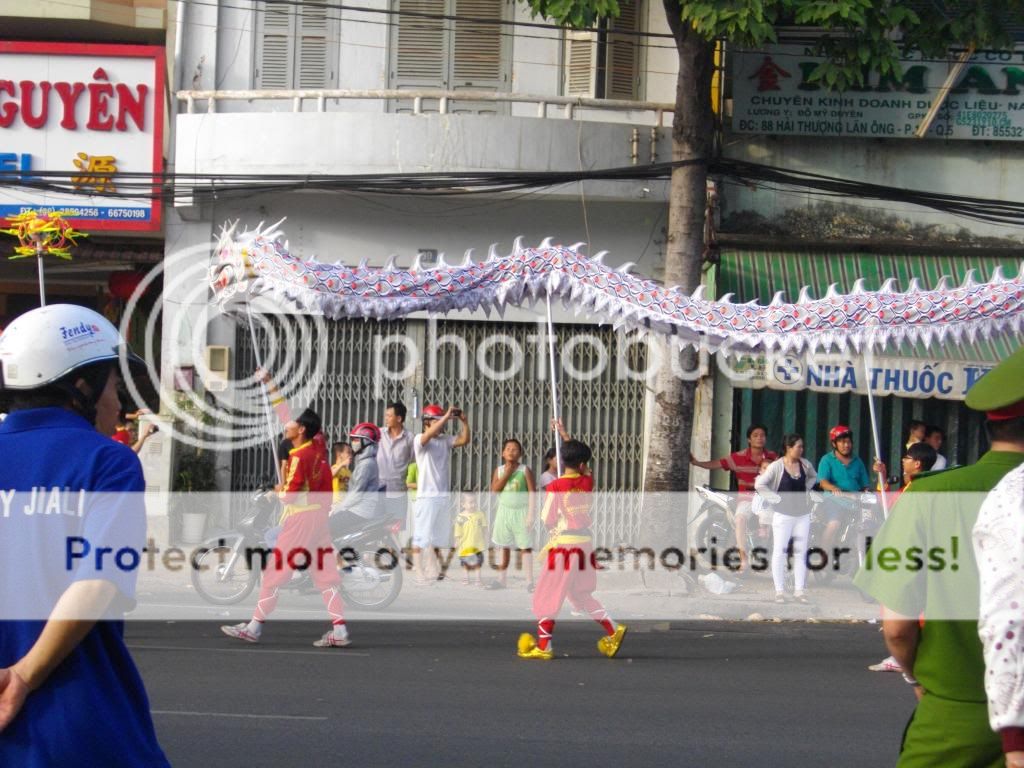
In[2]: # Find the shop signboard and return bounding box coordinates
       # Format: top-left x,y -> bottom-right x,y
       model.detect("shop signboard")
0,41 -> 164,231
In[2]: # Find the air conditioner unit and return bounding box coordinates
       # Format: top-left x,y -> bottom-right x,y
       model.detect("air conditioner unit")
204,345 -> 230,392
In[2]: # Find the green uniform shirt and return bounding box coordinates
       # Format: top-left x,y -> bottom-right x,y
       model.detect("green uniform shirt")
854,451 -> 1024,702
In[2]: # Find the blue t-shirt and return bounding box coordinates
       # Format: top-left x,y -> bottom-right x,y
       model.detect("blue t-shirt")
817,452 -> 871,493
0,408 -> 168,767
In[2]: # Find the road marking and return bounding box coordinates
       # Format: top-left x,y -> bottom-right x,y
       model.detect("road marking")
129,643 -> 370,657
152,710 -> 327,721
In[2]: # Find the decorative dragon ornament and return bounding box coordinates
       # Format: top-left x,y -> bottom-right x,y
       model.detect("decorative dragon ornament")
210,220 -> 1024,353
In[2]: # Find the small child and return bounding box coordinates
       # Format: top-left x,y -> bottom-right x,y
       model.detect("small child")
518,440 -> 626,660
489,438 -> 536,591
453,492 -> 488,586
331,442 -> 354,505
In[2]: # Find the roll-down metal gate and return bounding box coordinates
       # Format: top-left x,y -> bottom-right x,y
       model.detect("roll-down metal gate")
231,317 -> 648,545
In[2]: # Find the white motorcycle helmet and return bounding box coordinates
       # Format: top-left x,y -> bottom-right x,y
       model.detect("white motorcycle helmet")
0,304 -> 145,418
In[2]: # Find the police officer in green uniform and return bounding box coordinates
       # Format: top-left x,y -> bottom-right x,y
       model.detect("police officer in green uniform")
854,344 -> 1024,768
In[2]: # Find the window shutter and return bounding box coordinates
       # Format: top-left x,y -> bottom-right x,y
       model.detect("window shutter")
606,0 -> 639,100
256,1 -> 295,90
451,0 -> 504,86
393,0 -> 448,85
296,0 -> 334,88
565,30 -> 597,97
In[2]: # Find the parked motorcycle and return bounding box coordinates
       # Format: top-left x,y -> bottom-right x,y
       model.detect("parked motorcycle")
693,485 -> 772,572
190,486 -> 404,610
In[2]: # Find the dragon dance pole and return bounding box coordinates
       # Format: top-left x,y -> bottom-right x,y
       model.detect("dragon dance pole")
245,304 -> 284,487
545,292 -> 563,473
862,334 -> 890,520
35,237 -> 46,306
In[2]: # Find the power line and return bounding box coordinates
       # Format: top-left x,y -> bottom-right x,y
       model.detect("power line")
4,158 -> 1024,226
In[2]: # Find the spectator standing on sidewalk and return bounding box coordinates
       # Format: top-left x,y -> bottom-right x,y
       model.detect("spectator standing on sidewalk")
454,492 -> 488,586
412,405 -> 470,584
377,402 -> 415,526
926,426 -> 948,471
904,419 -> 927,451
754,434 -> 817,604
488,438 -> 537,591
691,424 -> 778,573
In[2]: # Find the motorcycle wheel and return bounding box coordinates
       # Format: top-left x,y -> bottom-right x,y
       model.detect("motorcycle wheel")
694,508 -> 734,571
190,535 -> 260,605
340,539 -> 404,611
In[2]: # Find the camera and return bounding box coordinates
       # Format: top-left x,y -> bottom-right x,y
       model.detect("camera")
451,408 -> 463,418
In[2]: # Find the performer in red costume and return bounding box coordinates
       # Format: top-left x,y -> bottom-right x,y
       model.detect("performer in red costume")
517,439 -> 627,660
221,408 -> 350,648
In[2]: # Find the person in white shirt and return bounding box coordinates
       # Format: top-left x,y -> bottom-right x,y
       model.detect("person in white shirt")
926,425 -> 948,471
376,402 -> 415,526
412,404 -> 470,584
974,462 -> 1024,768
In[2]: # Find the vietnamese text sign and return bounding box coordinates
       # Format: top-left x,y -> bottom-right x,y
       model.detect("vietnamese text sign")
727,350 -> 993,401
0,41 -> 164,231
732,45 -> 1024,141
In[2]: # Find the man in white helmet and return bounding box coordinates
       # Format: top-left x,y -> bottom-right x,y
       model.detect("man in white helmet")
0,305 -> 168,766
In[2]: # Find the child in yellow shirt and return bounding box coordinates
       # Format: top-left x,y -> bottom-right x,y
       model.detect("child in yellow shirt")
453,492 -> 488,586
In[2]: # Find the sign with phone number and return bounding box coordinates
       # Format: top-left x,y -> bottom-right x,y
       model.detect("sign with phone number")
0,205 -> 151,221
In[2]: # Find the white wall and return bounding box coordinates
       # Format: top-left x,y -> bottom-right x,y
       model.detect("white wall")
175,111 -> 673,191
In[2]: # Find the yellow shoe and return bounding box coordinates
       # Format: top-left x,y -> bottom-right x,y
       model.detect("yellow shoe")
517,633 -> 554,660
597,624 -> 628,658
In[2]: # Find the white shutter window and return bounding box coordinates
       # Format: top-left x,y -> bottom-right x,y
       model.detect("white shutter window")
296,0 -> 333,88
394,0 -> 448,84
565,30 -> 597,97
606,0 -> 639,100
256,1 -> 295,90
451,0 -> 503,85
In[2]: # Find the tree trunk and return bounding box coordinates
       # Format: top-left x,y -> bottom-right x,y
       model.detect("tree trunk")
640,1 -> 715,546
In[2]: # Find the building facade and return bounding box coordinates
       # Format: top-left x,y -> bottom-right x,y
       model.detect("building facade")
164,0 -> 679,526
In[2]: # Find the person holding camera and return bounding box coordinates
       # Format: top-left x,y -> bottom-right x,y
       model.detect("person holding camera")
411,404 -> 471,584
111,407 -> 158,455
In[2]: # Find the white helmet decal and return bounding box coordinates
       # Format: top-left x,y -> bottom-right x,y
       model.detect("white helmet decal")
0,304 -> 141,389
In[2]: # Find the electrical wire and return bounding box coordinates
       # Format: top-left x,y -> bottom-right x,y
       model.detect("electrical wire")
5,157 -> 1024,226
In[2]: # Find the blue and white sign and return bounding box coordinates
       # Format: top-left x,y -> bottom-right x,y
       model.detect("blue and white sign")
729,351 -> 993,401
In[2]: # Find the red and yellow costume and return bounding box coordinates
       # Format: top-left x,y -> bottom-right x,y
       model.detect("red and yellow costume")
528,471 -> 617,652
254,439 -> 343,625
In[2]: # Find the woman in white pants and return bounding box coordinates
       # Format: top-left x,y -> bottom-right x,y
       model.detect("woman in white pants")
755,434 -> 817,604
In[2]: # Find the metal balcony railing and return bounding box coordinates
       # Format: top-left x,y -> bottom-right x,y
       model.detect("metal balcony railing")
175,88 -> 675,126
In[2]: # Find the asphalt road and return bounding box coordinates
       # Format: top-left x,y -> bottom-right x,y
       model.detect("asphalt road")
130,620 -> 913,767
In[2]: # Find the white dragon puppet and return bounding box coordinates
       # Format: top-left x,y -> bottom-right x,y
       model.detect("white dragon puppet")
210,220 -> 1024,353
